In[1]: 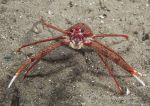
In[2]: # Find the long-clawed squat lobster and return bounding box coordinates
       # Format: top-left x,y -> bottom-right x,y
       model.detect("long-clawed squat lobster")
8,18 -> 145,95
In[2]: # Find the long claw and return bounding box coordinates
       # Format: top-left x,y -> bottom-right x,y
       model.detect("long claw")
133,74 -> 145,86
8,74 -> 18,88
137,72 -> 143,76
8,42 -> 67,88
23,59 -> 40,79
125,87 -> 130,95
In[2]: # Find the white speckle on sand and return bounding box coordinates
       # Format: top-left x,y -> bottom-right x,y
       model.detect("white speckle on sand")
89,1 -> 95,5
48,10 -> 52,15
1,34 -> 7,39
100,20 -> 104,24
19,15 -> 23,18
99,15 -> 105,19
91,80 -> 95,83
38,67 -> 41,70
29,46 -> 33,49
81,102 -> 86,106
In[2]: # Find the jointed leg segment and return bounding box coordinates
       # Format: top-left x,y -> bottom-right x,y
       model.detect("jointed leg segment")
96,50 -> 124,94
17,36 -> 65,52
85,41 -> 145,94
40,17 -> 68,34
93,34 -> 128,40
8,17 -> 69,88
8,42 -> 68,88
23,57 -> 41,79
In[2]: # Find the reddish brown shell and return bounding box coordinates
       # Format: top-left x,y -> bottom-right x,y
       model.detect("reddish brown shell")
66,23 -> 93,37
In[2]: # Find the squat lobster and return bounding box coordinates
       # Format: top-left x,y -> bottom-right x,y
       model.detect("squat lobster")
8,18 -> 145,95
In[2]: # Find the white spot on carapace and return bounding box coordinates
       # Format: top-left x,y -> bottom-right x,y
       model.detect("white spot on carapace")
69,41 -> 83,49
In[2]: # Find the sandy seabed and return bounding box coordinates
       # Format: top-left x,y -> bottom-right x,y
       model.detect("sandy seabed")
0,0 -> 150,106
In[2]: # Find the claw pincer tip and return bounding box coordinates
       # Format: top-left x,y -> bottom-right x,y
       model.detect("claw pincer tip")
133,74 -> 145,86
8,74 -> 18,88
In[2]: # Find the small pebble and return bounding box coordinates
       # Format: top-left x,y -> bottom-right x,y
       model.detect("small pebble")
32,24 -> 43,34
48,10 -> 52,15
38,67 -> 41,70
99,15 -> 105,19
91,80 -> 95,83
4,56 -> 12,61
1,34 -> 7,39
100,20 -> 104,24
